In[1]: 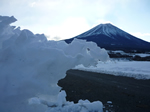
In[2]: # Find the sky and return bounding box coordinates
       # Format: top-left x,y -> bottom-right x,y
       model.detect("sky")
0,0 -> 150,42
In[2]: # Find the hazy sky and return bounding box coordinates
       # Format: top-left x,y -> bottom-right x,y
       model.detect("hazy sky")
1,0 -> 150,42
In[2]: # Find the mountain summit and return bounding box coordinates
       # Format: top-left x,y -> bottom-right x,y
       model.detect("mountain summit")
75,23 -> 130,39
65,23 -> 150,52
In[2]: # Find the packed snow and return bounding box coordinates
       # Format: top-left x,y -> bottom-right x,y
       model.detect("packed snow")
0,16 -> 109,112
74,60 -> 150,79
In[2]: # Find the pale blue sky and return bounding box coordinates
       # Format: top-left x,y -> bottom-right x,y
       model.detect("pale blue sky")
1,0 -> 150,42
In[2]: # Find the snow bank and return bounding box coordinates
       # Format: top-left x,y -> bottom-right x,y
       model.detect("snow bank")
75,60 -> 150,79
0,16 -> 109,112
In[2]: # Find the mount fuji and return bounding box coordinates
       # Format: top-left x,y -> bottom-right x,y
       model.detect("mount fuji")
65,23 -> 150,52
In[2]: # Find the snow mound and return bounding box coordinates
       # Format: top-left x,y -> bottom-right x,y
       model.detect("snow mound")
0,16 -> 109,112
29,91 -> 103,112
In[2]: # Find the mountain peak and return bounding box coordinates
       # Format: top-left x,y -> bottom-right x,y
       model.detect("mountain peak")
65,23 -> 150,51
76,23 -> 128,39
99,23 -> 112,25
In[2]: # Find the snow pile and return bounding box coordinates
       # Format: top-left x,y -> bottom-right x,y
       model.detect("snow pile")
28,91 -> 103,112
0,16 -> 109,112
75,60 -> 150,79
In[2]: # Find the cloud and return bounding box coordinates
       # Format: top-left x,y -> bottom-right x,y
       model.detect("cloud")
29,2 -> 36,7
131,32 -> 150,42
46,17 -> 90,40
26,0 -> 128,25
132,32 -> 150,37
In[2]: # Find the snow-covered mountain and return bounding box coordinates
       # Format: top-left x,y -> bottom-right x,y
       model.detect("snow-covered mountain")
65,23 -> 150,52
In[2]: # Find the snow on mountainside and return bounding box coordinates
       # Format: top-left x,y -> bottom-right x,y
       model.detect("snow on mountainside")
76,23 -> 131,39
65,23 -> 150,52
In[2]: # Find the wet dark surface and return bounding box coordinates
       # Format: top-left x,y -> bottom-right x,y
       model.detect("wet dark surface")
58,69 -> 150,112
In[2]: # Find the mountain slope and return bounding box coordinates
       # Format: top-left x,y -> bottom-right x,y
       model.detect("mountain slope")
65,23 -> 150,52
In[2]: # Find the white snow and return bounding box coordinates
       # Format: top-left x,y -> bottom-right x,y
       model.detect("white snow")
108,50 -> 129,55
74,60 -> 150,79
76,23 -> 131,40
134,53 -> 150,57
109,50 -> 125,54
76,24 -> 115,39
0,16 -> 108,112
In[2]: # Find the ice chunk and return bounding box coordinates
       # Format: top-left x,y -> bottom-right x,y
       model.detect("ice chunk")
57,91 -> 67,106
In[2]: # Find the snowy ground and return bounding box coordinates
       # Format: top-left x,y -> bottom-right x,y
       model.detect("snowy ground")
74,60 -> 150,79
134,53 -> 150,57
